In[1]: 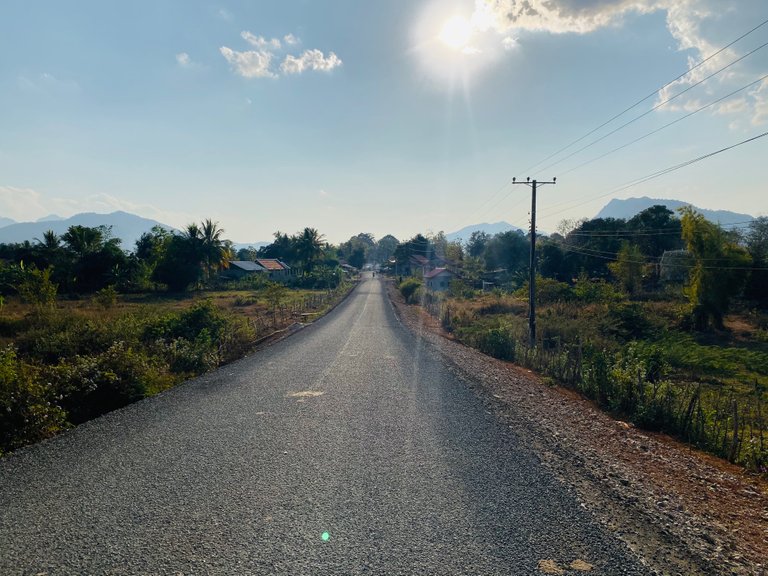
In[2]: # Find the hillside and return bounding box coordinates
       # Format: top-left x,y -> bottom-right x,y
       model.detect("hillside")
596,197 -> 754,226
446,221 -> 523,244
0,211 -> 175,249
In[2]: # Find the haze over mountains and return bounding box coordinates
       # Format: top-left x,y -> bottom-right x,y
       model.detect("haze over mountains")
0,211 -> 175,249
0,197 -> 756,250
596,197 -> 754,226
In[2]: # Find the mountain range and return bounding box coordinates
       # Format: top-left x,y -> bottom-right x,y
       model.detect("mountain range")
595,197 -> 754,226
445,221 -> 524,244
0,211 -> 175,249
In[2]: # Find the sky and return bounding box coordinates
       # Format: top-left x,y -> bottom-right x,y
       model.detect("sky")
1,0 -> 766,245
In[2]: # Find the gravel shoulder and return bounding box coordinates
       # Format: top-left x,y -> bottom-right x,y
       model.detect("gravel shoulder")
386,281 -> 768,576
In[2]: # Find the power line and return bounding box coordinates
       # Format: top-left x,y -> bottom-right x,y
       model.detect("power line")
537,130 -> 768,222
548,238 -> 768,271
558,72 -> 768,178
520,17 -> 768,175
535,40 -> 768,175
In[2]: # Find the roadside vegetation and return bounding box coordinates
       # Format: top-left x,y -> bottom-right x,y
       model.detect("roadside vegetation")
0,221 -> 368,455
396,207 -> 768,472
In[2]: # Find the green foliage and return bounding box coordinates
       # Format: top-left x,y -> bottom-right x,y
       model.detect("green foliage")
45,345 -> 143,424
399,278 -> 423,304
572,274 -> 624,303
0,346 -> 68,452
600,302 -> 655,342
680,207 -> 752,330
473,324 -> 517,361
448,278 -> 474,299
16,267 -> 57,312
608,242 -> 645,294
94,285 -> 118,309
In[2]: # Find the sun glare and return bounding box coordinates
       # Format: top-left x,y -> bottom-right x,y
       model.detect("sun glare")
439,15 -> 473,50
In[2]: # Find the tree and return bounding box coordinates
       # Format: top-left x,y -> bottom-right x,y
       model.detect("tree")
627,205 -> 683,258
745,216 -> 768,301
295,227 -> 326,272
680,207 -> 751,329
608,242 -> 645,295
565,217 -> 629,278
466,231 -> 489,258
484,230 -> 529,274
152,234 -> 202,291
61,225 -> 127,293
199,219 -> 230,281
393,234 -> 431,272
376,235 -> 399,264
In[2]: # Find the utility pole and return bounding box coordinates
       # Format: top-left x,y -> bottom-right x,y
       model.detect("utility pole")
511,176 -> 556,348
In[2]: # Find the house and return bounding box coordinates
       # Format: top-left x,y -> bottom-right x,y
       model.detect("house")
221,260 -> 266,280
254,258 -> 292,280
424,268 -> 454,292
408,254 -> 430,276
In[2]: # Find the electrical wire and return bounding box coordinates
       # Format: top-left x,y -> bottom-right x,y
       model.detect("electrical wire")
534,40 -> 768,175
558,72 -> 768,178
537,130 -> 768,222
520,17 -> 768,175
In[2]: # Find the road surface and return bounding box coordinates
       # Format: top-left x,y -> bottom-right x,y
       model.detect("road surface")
0,277 -> 652,575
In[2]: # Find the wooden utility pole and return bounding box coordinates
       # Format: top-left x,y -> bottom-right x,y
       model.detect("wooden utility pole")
511,176 -> 556,348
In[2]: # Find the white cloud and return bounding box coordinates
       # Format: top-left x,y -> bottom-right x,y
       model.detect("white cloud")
221,31 -> 341,79
0,187 -> 192,227
471,0 -> 768,125
501,36 -> 518,50
176,52 -> 192,67
241,31 -> 282,50
220,46 -> 277,79
280,49 -> 343,75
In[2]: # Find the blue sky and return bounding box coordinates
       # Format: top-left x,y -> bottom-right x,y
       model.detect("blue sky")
1,0 -> 766,244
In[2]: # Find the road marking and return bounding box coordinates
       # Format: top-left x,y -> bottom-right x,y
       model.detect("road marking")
287,391 -> 325,398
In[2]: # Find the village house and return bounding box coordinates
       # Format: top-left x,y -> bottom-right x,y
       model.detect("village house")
424,267 -> 454,292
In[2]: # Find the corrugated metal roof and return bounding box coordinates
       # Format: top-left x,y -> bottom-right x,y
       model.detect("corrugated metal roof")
229,261 -> 266,272
255,258 -> 288,271
424,267 -> 452,279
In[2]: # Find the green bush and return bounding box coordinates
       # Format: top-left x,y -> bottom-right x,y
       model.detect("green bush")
399,278 -> 422,304
94,285 -> 118,309
573,276 -> 624,303
0,346 -> 68,452
475,325 -> 516,361
600,302 -> 654,342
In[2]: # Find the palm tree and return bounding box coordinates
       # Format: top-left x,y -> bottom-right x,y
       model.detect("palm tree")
36,230 -> 61,251
199,219 -> 228,281
296,227 -> 325,272
62,225 -> 103,256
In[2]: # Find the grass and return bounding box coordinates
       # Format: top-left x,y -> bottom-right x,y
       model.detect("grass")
0,280 -> 356,455
416,285 -> 768,471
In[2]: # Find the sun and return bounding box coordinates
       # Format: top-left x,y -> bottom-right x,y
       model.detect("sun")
438,15 -> 474,50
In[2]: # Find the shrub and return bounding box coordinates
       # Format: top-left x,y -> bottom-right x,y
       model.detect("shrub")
474,325 -> 517,361
399,278 -> 422,304
94,285 -> 118,309
600,302 -> 654,342
0,346 -> 68,452
17,267 -> 57,313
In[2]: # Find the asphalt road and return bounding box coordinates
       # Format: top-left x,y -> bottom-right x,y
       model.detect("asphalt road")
0,277 -> 652,575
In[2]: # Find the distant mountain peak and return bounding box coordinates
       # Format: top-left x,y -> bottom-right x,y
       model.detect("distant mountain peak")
446,221 -> 523,244
596,197 -> 753,226
0,211 -> 177,249
36,214 -> 64,223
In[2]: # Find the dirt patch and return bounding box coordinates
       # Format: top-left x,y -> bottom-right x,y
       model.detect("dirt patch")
387,282 -> 768,576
